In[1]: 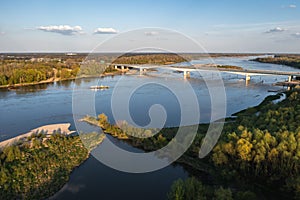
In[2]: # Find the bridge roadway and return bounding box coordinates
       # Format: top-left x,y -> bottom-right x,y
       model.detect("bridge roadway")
113,63 -> 300,82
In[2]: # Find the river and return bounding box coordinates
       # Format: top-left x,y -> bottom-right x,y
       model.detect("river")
0,56 -> 298,199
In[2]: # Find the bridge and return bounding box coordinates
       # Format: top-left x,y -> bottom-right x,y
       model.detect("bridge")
112,63 -> 300,83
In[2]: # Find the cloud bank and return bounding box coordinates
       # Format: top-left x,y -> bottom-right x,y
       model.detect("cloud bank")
94,28 -> 118,34
265,27 -> 286,33
144,31 -> 159,36
37,25 -> 84,35
292,32 -> 300,38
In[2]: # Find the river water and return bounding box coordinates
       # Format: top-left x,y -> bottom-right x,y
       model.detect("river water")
0,56 -> 298,199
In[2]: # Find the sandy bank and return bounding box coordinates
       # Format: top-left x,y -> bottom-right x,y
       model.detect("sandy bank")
0,123 -> 75,149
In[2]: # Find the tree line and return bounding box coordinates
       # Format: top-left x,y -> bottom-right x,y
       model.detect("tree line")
253,55 -> 300,69
210,91 -> 300,199
0,59 -> 81,85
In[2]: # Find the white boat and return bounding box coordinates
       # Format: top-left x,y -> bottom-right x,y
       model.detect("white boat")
90,85 -> 109,90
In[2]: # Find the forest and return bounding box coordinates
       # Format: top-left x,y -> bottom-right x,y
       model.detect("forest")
82,89 -> 300,199
0,53 -> 191,87
0,131 -> 105,199
0,54 -> 122,86
0,57 -> 80,86
253,55 -> 300,69
112,53 -> 186,65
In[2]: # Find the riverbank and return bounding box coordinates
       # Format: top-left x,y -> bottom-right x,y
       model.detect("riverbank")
252,55 -> 300,69
0,123 -> 75,148
0,70 -> 124,90
0,124 -> 105,200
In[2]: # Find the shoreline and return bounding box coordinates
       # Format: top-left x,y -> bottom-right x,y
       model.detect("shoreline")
48,151 -> 91,200
252,57 -> 300,70
0,123 -> 74,149
48,152 -> 91,200
0,71 -> 124,89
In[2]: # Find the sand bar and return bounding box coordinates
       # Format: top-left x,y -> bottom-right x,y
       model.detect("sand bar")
0,123 -> 75,149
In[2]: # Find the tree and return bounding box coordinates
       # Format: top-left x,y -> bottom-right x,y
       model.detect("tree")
168,179 -> 185,200
236,138 -> 253,161
214,187 -> 233,200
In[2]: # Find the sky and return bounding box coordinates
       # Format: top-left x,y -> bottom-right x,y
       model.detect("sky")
0,0 -> 300,53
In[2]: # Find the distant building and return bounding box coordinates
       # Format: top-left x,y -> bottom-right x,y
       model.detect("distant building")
66,53 -> 77,56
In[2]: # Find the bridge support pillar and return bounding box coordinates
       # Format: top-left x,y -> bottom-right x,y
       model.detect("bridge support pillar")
183,71 -> 190,78
288,75 -> 293,82
114,65 -> 118,69
246,74 -> 251,81
121,66 -> 124,70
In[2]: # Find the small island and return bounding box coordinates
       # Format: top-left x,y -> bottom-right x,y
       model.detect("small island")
216,65 -> 243,70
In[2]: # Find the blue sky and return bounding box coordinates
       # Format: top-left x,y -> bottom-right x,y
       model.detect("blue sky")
0,0 -> 299,52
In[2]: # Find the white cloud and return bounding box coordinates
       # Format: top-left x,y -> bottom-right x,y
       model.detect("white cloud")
37,25 -> 84,35
144,31 -> 159,36
0,31 -> 5,35
265,27 -> 286,33
292,32 -> 300,38
282,4 -> 297,9
288,4 -> 297,8
93,28 -> 118,34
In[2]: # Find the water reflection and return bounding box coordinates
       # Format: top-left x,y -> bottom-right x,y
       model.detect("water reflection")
14,83 -> 49,94
0,88 -> 9,98
56,80 -> 72,88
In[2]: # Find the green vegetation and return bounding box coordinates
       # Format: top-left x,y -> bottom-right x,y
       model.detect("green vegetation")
174,90 -> 300,199
216,65 -> 243,70
81,114 -> 171,150
0,55 -> 119,87
111,53 -> 263,65
253,55 -> 300,69
80,132 -> 106,151
112,53 -> 186,65
210,91 -> 300,198
0,131 -> 105,200
168,177 -> 256,200
0,58 -> 80,86
83,90 -> 300,199
0,53 -> 189,87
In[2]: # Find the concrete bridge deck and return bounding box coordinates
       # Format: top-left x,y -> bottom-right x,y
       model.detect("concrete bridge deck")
112,63 -> 300,82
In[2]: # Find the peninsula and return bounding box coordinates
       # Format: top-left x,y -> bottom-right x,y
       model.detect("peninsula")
0,124 -> 105,200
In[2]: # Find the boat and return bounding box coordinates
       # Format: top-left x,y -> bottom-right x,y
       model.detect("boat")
90,85 -> 110,90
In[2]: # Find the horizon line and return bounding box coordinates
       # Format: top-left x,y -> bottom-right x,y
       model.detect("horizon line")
0,51 -> 299,55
